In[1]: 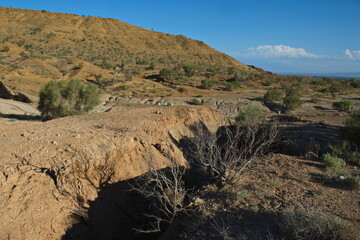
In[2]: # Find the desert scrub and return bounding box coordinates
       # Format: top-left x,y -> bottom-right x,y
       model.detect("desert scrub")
235,105 -> 267,127
279,210 -> 348,240
341,112 -> 360,146
332,100 -> 352,112
283,95 -> 302,110
322,153 -> 346,171
264,89 -> 283,103
348,174 -> 360,190
343,151 -> 360,166
2,46 -> 10,52
188,98 -> 203,105
224,79 -> 241,91
200,79 -> 215,90
38,79 -> 100,119
114,84 -> 130,91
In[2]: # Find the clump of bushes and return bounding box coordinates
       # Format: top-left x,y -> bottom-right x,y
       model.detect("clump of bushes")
341,112 -> 360,146
224,79 -> 241,91
235,105 -> 267,126
1,46 -> 10,52
348,174 -> 360,190
114,85 -> 130,91
283,95 -> 302,110
188,98 -> 203,105
279,210 -> 350,240
38,79 -> 100,120
182,64 -> 197,77
264,89 -> 283,103
332,100 -> 352,112
200,79 -> 215,90
282,84 -> 302,110
322,153 -> 346,171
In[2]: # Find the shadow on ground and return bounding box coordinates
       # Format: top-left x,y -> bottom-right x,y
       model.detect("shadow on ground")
0,113 -> 42,121
62,176 -> 160,240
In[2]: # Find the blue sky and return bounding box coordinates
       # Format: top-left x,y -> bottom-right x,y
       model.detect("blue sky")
1,0 -> 359,73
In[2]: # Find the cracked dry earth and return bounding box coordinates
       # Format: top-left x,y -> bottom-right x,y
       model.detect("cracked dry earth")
0,104 -> 223,240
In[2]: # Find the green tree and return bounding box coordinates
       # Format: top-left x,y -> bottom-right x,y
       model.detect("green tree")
38,79 -> 100,119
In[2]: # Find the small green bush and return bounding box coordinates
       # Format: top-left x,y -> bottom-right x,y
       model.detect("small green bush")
38,79 -> 100,119
183,64 -> 197,77
2,46 -> 10,52
332,100 -> 352,112
200,79 -> 215,90
322,153 -> 346,171
348,174 -> 360,190
114,85 -> 130,91
224,79 -> 241,91
341,112 -> 360,146
343,151 -> 360,166
283,95 -> 302,110
264,89 -> 283,103
279,210 -> 347,240
188,98 -> 203,105
235,105 -> 267,126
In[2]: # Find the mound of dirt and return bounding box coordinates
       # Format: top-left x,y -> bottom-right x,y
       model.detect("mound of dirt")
0,105 -> 223,240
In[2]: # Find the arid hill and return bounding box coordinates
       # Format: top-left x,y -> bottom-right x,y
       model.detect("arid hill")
0,7 -> 252,98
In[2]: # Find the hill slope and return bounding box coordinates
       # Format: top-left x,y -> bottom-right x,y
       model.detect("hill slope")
0,7 -> 251,97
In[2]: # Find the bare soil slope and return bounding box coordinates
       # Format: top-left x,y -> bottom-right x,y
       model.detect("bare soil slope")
0,105 -> 223,240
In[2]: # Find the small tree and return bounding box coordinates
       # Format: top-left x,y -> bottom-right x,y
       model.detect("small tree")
38,79 -> 100,119
283,95 -> 302,110
264,89 -> 283,103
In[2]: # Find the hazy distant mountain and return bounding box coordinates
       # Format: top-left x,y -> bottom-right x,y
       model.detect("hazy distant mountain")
280,72 -> 360,79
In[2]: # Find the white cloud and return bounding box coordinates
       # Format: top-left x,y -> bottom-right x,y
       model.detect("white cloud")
247,45 -> 319,58
345,49 -> 360,60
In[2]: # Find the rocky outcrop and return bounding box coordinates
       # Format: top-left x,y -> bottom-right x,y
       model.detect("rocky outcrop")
0,105 -> 223,240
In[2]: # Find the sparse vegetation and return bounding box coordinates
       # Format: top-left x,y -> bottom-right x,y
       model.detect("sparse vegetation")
264,89 -> 283,103
200,79 -> 215,90
322,153 -> 346,171
332,100 -> 352,111
38,79 -> 100,119
283,95 -> 302,110
235,106 -> 267,126
279,210 -> 347,240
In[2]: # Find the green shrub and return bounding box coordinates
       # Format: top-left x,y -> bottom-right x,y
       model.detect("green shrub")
279,210 -> 347,240
114,85 -> 130,91
283,95 -> 302,110
343,151 -> 360,166
200,79 -> 215,90
322,153 -> 346,171
332,100 -> 352,112
341,112 -> 360,146
188,98 -> 203,105
264,89 -> 283,103
183,64 -> 197,77
348,174 -> 360,190
2,46 -> 10,52
235,105 -> 267,126
38,79 -> 100,119
224,79 -> 241,91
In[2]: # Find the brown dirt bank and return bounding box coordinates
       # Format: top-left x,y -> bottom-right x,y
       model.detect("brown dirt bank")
0,105 -> 223,240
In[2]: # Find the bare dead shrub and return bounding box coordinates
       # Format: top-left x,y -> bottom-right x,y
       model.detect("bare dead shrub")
131,156 -> 189,233
186,122 -> 280,185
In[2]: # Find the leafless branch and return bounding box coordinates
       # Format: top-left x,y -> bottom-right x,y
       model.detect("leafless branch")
131,155 -> 188,233
187,121 -> 280,185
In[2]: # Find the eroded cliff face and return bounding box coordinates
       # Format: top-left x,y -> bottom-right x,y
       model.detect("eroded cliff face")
0,105 -> 223,240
